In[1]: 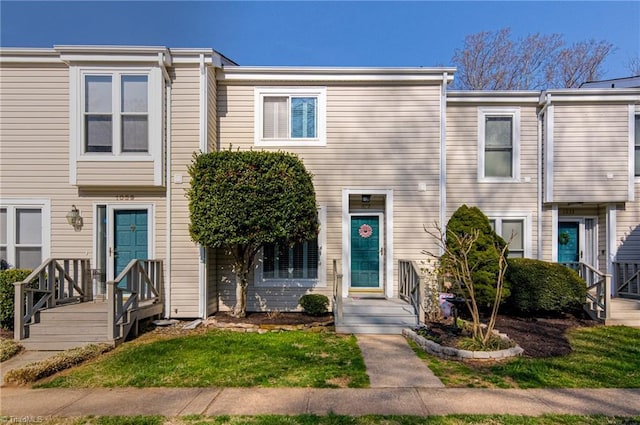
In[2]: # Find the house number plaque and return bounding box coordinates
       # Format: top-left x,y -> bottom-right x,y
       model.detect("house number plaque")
115,195 -> 135,201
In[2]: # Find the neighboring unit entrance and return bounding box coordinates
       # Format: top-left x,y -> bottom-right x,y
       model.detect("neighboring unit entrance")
350,215 -> 383,291
114,209 -> 148,278
558,221 -> 579,263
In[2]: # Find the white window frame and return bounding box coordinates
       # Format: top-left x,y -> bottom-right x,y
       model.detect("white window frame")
254,206 -> 327,287
254,87 -> 327,147
478,107 -> 521,182
488,213 -> 531,258
0,199 -> 51,269
69,66 -> 163,164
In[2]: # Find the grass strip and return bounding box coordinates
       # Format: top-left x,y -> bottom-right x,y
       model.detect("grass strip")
39,330 -> 368,388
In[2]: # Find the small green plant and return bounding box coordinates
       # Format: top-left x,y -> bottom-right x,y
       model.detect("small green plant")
0,338 -> 23,362
4,343 -> 112,385
299,294 -> 329,316
0,268 -> 32,329
506,258 -> 587,314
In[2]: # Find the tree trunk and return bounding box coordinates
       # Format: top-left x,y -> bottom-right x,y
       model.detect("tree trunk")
232,262 -> 249,318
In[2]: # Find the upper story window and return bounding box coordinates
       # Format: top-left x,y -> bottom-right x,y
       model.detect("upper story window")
71,67 -> 162,162
634,114 -> 640,177
255,87 -> 326,146
478,108 -> 521,182
84,72 -> 149,154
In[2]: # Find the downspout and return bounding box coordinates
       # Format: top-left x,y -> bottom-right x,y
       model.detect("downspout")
536,92 -> 551,260
163,55 -> 172,319
198,53 -> 208,319
439,72 -> 448,251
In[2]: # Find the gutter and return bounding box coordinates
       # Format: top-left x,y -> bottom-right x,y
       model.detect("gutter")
164,73 -> 172,318
439,72 -> 448,247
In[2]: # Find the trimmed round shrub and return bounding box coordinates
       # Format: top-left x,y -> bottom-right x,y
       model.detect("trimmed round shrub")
0,269 -> 32,330
299,294 -> 330,316
506,258 -> 587,315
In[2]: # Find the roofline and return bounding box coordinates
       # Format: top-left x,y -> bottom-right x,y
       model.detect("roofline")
219,66 -> 456,82
539,88 -> 640,104
447,90 -> 540,103
580,75 -> 640,85
1,45 -> 237,67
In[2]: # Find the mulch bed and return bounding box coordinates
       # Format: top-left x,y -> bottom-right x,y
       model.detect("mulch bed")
212,311 -> 333,326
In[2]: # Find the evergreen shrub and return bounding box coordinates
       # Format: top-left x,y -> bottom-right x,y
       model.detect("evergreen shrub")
0,269 -> 32,329
299,294 -> 329,316
506,258 -> 587,314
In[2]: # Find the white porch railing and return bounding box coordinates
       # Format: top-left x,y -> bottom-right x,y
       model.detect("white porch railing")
398,259 -> 424,323
14,258 -> 91,340
107,259 -> 164,343
561,261 -> 611,321
614,261 -> 640,299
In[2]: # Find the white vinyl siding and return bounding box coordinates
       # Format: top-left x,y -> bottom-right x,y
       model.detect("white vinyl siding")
254,87 -> 326,146
478,108 -> 520,182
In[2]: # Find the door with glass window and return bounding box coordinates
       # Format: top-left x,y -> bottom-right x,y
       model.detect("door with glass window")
350,215 -> 383,290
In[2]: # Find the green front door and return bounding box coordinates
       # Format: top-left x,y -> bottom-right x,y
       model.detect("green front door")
558,221 -> 579,263
114,210 -> 148,278
350,216 -> 381,289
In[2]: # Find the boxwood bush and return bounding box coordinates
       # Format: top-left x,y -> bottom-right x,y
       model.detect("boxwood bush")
299,294 -> 330,316
0,269 -> 32,329
506,258 -> 587,315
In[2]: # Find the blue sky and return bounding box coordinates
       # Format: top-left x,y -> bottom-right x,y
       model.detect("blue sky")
1,1 -> 639,79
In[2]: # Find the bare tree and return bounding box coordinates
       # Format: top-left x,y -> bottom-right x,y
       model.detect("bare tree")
452,28 -> 614,90
627,55 -> 640,76
423,224 -> 510,348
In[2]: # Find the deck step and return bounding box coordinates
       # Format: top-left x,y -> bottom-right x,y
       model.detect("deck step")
19,340 -> 112,351
336,297 -> 417,335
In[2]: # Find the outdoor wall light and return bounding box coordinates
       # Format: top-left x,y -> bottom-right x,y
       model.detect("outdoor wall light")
66,205 -> 83,231
361,194 -> 371,203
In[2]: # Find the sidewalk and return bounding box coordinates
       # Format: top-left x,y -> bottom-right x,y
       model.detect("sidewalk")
1,334 -> 640,418
2,387 -> 640,416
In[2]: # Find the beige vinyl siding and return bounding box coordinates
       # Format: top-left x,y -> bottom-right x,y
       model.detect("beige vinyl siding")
616,187 -> 640,262
168,66 -> 202,318
551,104 -> 630,203
0,64 -> 166,265
446,103 -> 539,258
206,67 -> 217,154
76,161 -> 156,186
217,82 -> 442,311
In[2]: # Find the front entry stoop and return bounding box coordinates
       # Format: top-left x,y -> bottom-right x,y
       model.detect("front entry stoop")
335,297 -> 417,335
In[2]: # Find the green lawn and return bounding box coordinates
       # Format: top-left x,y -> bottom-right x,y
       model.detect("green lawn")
39,330 -> 369,388
413,325 -> 640,389
25,414 -> 640,425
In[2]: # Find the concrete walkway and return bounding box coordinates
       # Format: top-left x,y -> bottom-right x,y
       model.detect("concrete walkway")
357,334 -> 444,388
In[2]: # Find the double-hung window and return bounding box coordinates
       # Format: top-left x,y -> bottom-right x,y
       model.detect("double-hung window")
83,72 -> 149,154
0,201 -> 50,270
478,108 -> 520,181
489,216 -> 529,258
634,114 -> 640,177
256,207 -> 326,287
255,88 -> 326,146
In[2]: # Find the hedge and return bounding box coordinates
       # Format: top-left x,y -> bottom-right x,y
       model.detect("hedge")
0,269 -> 32,329
506,258 -> 587,315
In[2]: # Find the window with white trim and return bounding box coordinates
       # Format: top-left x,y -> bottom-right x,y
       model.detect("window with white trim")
0,201 -> 50,269
478,108 -> 520,181
489,217 -> 526,258
634,114 -> 640,177
256,207 -> 326,286
71,67 -> 162,160
255,88 -> 326,146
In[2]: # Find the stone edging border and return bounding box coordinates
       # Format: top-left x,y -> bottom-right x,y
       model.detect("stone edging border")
403,328 -> 524,361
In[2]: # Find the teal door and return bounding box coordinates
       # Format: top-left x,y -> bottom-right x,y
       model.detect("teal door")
114,210 -> 148,278
558,221 -> 579,263
350,216 -> 381,289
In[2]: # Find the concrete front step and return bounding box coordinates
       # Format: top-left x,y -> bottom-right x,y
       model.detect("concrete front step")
336,324 -> 412,334
19,340 -> 112,351
336,297 -> 417,334
604,318 -> 640,327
